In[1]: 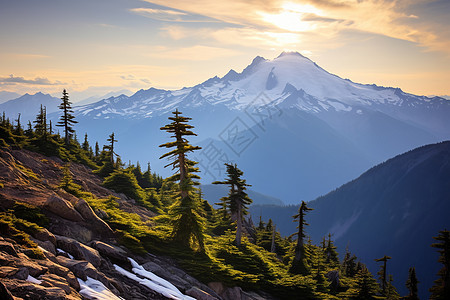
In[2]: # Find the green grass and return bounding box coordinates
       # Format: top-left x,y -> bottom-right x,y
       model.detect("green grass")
0,212 -> 45,259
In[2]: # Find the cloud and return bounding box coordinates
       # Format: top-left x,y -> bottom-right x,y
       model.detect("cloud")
120,74 -> 151,85
145,0 -> 450,53
0,75 -> 64,85
130,7 -> 218,23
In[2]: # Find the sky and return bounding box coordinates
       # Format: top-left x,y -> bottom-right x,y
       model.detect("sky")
0,0 -> 449,101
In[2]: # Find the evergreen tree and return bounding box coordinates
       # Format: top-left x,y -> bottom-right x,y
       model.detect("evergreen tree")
33,105 -> 47,138
386,274 -> 400,300
213,163 -> 252,247
375,255 -> 392,295
56,89 -> 77,144
258,216 -> 265,230
82,133 -> 90,152
325,233 -> 339,267
430,229 -> 450,299
159,109 -> 205,251
104,132 -> 119,164
290,201 -> 313,274
349,266 -> 380,300
95,141 -> 100,158
14,113 -> 23,136
342,247 -> 358,277
24,121 -> 34,137
270,223 -> 276,253
406,267 -> 419,300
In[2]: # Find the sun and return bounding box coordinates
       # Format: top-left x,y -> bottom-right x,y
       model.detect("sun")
260,2 -> 323,32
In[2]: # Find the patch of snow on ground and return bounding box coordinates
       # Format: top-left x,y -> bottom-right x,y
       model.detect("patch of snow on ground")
114,258 -> 196,300
56,248 -> 74,259
78,277 -> 122,300
26,275 -> 42,284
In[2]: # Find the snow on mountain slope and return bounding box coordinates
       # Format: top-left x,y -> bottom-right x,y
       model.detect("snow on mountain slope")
73,51 -> 446,120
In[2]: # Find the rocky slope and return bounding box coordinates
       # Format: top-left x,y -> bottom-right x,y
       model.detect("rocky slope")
0,148 -> 267,300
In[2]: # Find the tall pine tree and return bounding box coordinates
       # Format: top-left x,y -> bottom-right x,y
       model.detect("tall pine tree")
430,229 -> 450,299
375,255 -> 392,295
290,200 -> 313,275
56,89 -> 77,144
213,163 -> 252,247
159,109 -> 205,251
406,267 -> 419,300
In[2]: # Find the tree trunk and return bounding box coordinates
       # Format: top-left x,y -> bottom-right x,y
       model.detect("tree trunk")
235,202 -> 242,246
294,211 -> 304,262
270,224 -> 276,253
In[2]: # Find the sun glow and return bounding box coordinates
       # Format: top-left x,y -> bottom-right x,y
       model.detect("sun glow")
260,2 -> 323,32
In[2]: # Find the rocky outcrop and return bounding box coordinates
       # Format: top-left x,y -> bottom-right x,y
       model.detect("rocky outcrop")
45,194 -> 84,222
55,235 -> 102,267
74,198 -> 114,235
186,286 -> 219,300
90,240 -> 128,262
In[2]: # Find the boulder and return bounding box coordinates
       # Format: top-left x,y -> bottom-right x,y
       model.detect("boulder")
222,286 -> 243,300
16,259 -> 48,277
38,259 -> 80,290
40,273 -> 72,294
0,266 -> 18,278
44,195 -> 84,222
56,256 -> 116,293
5,280 -> 68,300
90,241 -> 127,262
186,286 -> 219,300
50,221 -> 93,243
0,241 -> 18,256
208,282 -> 226,296
55,235 -> 102,267
74,199 -> 113,235
33,228 -> 56,245
13,267 -> 29,280
35,239 -> 56,255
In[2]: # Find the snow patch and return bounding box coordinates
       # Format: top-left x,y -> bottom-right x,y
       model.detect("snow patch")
114,258 -> 195,300
78,277 -> 122,300
26,275 -> 42,284
57,248 -> 74,259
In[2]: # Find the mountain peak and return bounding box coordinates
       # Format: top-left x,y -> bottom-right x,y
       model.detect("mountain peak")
276,51 -> 307,59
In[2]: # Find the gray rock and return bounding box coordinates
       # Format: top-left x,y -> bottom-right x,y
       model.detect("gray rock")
33,228 -> 56,245
40,273 -> 72,295
74,199 -> 114,235
34,239 -> 56,255
186,286 -> 219,300
55,235 -> 102,267
38,259 -> 80,290
56,256 -> 116,294
13,267 -> 29,280
222,286 -> 243,300
0,266 -> 18,278
44,195 -> 84,222
0,241 -> 18,256
90,241 -> 127,262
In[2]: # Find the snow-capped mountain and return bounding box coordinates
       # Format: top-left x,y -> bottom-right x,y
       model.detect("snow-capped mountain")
75,51 -> 448,119
61,53 -> 450,203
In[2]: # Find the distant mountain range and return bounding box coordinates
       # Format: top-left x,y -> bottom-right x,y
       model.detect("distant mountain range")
3,52 -> 450,204
0,92 -> 60,123
251,141 -> 450,298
